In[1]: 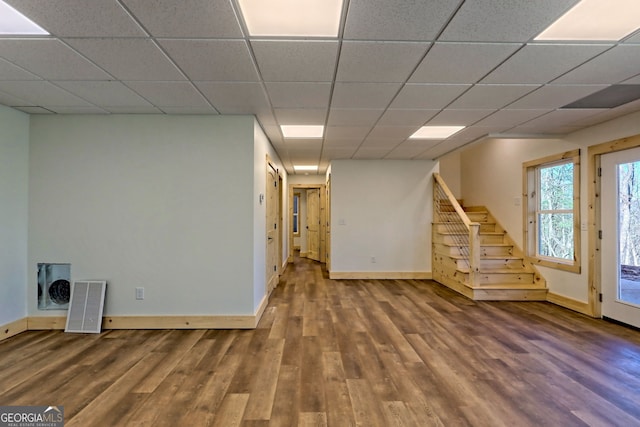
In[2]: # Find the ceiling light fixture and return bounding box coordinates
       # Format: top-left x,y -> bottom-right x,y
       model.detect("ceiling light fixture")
0,0 -> 48,35
294,165 -> 318,172
536,0 -> 640,41
281,125 -> 324,138
409,126 -> 465,140
237,0 -> 343,37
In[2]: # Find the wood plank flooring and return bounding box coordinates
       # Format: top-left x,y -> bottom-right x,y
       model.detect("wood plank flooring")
2,256 -> 640,426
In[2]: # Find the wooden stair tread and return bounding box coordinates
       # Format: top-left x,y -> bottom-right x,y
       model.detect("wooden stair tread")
469,283 -> 547,290
458,267 -> 532,274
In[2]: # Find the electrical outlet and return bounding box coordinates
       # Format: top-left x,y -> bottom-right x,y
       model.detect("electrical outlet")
371,256 -> 376,263
135,287 -> 144,300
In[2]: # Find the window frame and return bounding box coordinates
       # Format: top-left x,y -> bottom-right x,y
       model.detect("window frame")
523,149 -> 581,273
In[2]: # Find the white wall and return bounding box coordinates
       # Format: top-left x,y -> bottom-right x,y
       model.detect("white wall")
0,106 -> 29,326
330,160 -> 436,274
252,120 -> 286,309
459,110 -> 640,303
28,115 -> 259,317
438,150 -> 462,199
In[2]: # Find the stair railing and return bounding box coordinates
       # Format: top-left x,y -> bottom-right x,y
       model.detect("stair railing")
433,173 -> 481,287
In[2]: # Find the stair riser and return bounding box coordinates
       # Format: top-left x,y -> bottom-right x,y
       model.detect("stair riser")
463,272 -> 535,285
434,223 -> 497,233
433,243 -> 514,257
433,234 -> 505,245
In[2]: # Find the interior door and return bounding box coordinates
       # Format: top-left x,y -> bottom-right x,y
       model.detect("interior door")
306,188 -> 320,261
266,163 -> 279,293
601,147 -> 640,328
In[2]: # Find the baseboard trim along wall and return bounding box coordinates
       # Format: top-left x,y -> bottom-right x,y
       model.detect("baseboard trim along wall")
0,318 -> 28,342
329,272 -> 432,280
546,292 -> 592,316
21,296 -> 271,332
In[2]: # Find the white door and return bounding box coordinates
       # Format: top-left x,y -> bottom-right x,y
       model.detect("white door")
601,147 -> 640,328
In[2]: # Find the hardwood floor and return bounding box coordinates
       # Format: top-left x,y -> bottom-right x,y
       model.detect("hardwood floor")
2,256 -> 640,426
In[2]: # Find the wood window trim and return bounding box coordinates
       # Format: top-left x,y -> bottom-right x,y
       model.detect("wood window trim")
523,149 -> 581,274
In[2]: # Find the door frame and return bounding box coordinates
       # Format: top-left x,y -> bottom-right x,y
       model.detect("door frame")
588,134 -> 640,317
266,156 -> 283,294
288,183 -> 326,264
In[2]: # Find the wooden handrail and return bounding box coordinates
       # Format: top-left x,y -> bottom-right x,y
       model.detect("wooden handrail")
433,173 -> 481,287
433,173 -> 476,229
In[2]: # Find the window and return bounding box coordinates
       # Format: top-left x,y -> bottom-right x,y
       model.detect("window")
523,150 -> 581,273
293,192 -> 300,236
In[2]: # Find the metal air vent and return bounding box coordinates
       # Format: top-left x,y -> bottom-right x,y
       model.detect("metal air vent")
65,281 -> 107,334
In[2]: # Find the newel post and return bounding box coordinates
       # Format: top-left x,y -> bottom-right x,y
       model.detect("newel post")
469,223 -> 481,287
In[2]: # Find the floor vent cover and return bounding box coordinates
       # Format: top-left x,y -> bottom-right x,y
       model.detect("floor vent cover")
65,281 -> 107,334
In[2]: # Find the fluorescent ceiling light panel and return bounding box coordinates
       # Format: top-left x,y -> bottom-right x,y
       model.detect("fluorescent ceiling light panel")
0,1 -> 48,35
294,165 -> 318,172
281,125 -> 324,138
410,126 -> 465,139
238,0 -> 343,37
536,0 -> 640,41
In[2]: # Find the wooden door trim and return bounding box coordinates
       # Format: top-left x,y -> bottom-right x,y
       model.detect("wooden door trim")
288,183 -> 326,264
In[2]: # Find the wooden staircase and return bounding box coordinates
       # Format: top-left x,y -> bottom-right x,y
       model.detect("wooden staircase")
432,174 -> 547,301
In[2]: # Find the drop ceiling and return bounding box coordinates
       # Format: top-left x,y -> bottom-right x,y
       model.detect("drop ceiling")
2,0 -> 640,174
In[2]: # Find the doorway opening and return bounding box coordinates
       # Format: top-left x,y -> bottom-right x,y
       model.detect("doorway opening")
288,183 -> 327,265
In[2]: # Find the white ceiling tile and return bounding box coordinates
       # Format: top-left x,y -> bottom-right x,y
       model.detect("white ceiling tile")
4,0 -> 145,37
473,109 -> 551,128
323,138 -> 363,148
385,141 -> 440,159
65,38 -> 185,81
367,126 -> 417,140
0,89 -> 29,106
352,147 -> 392,159
362,137 -> 403,147
274,108 -> 327,125
553,45 -> 640,84
14,106 -> 54,114
482,44 -> 612,84
336,41 -> 428,83
197,82 -> 270,113
410,43 -> 520,84
158,39 -> 259,81
125,81 -> 210,108
158,106 -> 218,115
252,41 -> 338,82
122,0 -> 242,37
0,39 -> 111,80
55,81 -> 152,107
623,74 -> 640,84
331,83 -> 402,108
104,106 -> 163,114
446,126 -> 504,143
377,109 -> 439,126
49,106 -> 110,114
624,31 -> 640,43
508,85 -> 607,109
284,140 -> 324,150
327,109 -> 383,127
390,84 -> 470,109
448,85 -> 538,109
0,58 -> 40,80
419,139 -> 478,159
325,126 -> 372,139
321,147 -> 358,159
508,124 -> 580,135
0,81 -> 94,107
344,0 -> 463,40
515,109 -> 607,130
439,0 -> 579,42
427,109 -> 495,126
255,112 -> 277,127
265,82 -> 331,109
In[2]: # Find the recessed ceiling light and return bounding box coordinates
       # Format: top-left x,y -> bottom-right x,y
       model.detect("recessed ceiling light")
0,1 -> 48,35
294,165 -> 318,172
281,125 -> 324,138
536,0 -> 640,41
237,0 -> 343,37
409,126 -> 465,139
